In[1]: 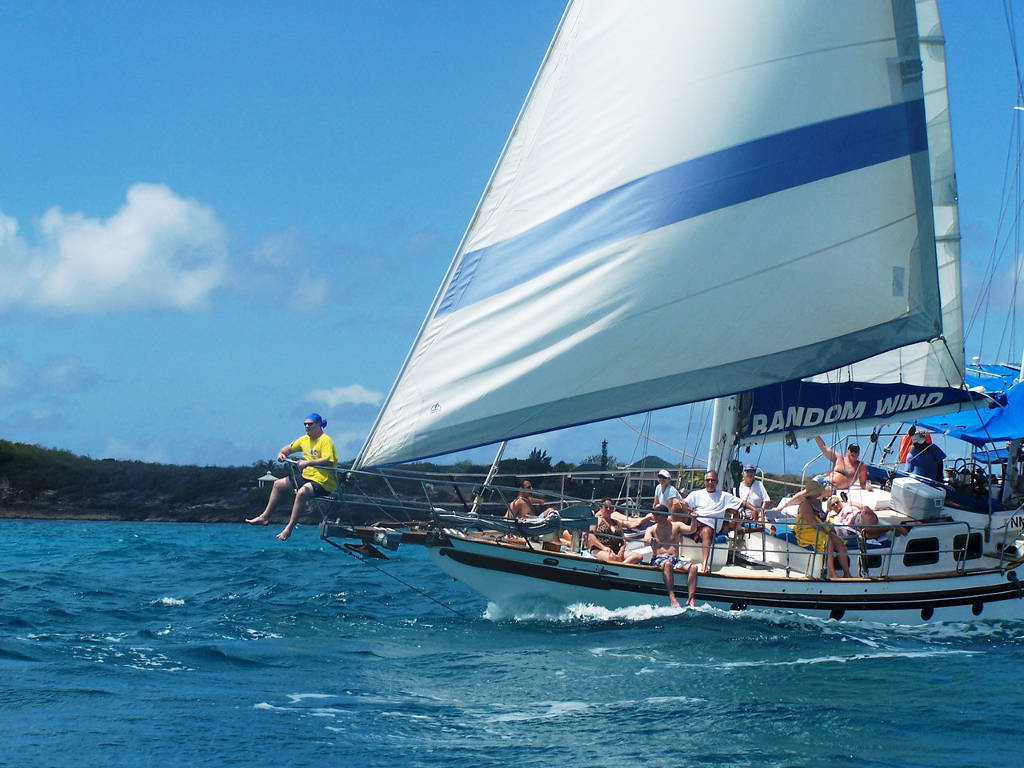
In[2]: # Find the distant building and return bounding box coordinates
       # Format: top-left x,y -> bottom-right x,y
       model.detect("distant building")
257,472 -> 278,488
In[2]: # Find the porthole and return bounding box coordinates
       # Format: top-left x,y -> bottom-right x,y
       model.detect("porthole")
953,533 -> 983,562
904,537 -> 940,567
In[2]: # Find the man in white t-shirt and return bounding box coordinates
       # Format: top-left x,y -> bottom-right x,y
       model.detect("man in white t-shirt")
680,470 -> 743,573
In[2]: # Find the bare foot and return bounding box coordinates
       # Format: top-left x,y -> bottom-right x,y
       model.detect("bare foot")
686,599 -> 696,608
669,598 -> 681,608
275,528 -> 292,541
245,514 -> 269,525
700,564 -> 710,574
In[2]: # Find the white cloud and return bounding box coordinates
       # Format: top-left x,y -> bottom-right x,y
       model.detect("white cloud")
38,355 -> 100,394
0,348 -> 28,399
287,270 -> 329,311
307,384 -> 384,408
0,183 -> 227,314
250,228 -> 301,268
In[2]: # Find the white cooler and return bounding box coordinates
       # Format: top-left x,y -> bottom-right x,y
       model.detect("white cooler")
890,477 -> 946,519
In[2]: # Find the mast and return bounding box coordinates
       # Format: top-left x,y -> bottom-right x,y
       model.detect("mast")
708,396 -> 741,484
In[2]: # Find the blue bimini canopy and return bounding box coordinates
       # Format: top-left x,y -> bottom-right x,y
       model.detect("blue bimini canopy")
917,380 -> 1024,447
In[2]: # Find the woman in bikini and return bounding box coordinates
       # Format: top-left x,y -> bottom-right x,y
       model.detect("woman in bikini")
589,499 -> 643,564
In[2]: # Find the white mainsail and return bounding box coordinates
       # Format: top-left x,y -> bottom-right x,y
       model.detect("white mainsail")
811,0 -> 963,390
357,0 -> 946,468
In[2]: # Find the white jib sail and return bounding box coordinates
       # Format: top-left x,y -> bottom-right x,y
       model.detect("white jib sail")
357,0 -> 943,468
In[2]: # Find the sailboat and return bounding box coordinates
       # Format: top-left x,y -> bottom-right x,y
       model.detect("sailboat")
320,0 -> 1024,623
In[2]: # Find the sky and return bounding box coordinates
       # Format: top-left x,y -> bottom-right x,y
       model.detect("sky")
1,1 -> 1022,473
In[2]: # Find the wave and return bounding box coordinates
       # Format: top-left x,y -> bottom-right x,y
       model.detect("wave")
481,596 -> 1024,646
151,597 -> 185,607
0,644 -> 44,663
180,643 -> 278,668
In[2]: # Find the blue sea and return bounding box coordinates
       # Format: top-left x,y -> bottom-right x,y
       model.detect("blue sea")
2,518 -> 1023,768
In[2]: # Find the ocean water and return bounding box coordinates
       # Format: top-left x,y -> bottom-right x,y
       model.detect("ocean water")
2,519 -> 1023,768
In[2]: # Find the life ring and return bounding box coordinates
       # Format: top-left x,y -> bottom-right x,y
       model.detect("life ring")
898,430 -> 931,463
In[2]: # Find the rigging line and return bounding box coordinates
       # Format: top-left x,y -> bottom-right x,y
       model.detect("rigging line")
966,106 -> 1021,341
682,404 -> 696,467
320,535 -> 470,619
1004,0 -> 1024,104
617,414 -> 687,461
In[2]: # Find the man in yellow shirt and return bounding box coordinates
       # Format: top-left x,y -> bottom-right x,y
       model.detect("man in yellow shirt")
246,413 -> 337,541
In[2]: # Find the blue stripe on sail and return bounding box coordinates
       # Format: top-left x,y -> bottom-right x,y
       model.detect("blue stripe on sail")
437,99 -> 928,316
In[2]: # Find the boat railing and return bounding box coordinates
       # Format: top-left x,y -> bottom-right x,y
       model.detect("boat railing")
751,515 -> 988,578
285,461 -> 726,521
293,463 -> 663,529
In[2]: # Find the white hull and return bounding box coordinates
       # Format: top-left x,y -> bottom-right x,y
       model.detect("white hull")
428,534 -> 1024,625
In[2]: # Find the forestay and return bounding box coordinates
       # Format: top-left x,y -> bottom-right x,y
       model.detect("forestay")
357,0 -> 945,468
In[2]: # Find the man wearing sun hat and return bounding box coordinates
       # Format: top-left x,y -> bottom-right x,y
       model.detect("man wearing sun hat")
245,413 -> 338,541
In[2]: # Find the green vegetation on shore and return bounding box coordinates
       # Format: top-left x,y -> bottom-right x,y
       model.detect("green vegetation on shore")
0,440 -> 278,522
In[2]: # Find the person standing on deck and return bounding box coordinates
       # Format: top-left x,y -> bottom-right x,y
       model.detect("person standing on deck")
813,436 -> 871,490
905,431 -> 946,483
246,413 -> 337,541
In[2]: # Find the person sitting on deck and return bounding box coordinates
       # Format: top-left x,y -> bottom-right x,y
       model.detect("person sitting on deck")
793,480 -> 852,579
643,505 -> 699,608
506,479 -> 555,519
825,495 -> 907,542
245,413 -> 337,541
680,470 -> 744,573
736,465 -> 771,521
905,430 -> 946,483
813,436 -> 872,491
589,499 -> 644,564
653,469 -> 685,518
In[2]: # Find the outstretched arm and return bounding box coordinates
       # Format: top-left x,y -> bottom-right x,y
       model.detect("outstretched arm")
814,435 -> 837,462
